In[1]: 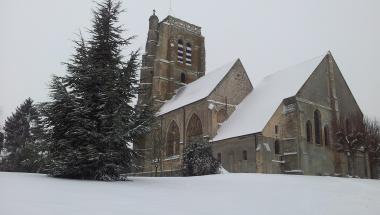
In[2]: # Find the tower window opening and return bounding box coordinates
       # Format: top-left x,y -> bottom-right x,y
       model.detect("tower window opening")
185,43 -> 192,66
177,39 -> 184,63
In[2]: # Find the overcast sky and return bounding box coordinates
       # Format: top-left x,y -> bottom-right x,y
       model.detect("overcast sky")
0,0 -> 379,125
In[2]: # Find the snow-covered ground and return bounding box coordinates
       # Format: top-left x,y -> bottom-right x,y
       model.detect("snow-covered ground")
1,172 -> 379,215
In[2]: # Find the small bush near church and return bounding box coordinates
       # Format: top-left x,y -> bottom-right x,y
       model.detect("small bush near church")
182,138 -> 220,176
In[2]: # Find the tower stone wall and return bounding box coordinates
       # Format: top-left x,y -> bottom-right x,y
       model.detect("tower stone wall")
135,13 -> 206,173
137,13 -> 205,110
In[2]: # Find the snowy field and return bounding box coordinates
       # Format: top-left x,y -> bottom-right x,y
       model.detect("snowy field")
1,172 -> 380,215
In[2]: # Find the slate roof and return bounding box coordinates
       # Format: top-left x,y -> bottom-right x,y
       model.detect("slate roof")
158,59 -> 239,115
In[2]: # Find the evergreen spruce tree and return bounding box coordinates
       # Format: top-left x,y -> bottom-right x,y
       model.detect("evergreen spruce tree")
47,0 -> 153,180
0,131 -> 4,148
45,76 -> 81,177
2,98 -> 45,172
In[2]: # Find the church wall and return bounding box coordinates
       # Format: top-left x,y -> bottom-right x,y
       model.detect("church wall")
212,134 -> 257,173
208,60 -> 253,110
151,60 -> 253,173
297,57 -> 330,107
296,57 -> 366,177
332,60 -> 363,125
207,60 -> 253,137
258,57 -> 366,177
262,99 -> 300,174
148,99 -> 211,172
296,100 -> 337,175
296,58 -> 341,176
332,60 -> 367,178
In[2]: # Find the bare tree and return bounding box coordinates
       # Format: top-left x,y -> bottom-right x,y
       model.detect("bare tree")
362,117 -> 380,178
336,114 -> 380,178
151,124 -> 165,176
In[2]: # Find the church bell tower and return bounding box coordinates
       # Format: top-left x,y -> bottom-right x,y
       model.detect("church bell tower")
137,11 -> 206,110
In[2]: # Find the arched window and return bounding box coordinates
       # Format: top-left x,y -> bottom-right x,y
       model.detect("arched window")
186,114 -> 203,143
177,39 -> 184,63
185,43 -> 192,66
306,120 -> 312,144
274,140 -> 280,155
166,121 -> 180,156
242,150 -> 248,160
314,110 -> 321,145
180,72 -> 186,83
324,125 -> 330,146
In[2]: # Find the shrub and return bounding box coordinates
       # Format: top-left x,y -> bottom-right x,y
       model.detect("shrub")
182,138 -> 220,176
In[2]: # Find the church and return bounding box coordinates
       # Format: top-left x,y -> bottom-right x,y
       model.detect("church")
134,12 -> 369,178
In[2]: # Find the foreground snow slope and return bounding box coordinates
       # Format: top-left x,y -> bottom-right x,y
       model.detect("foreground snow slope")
1,172 -> 379,215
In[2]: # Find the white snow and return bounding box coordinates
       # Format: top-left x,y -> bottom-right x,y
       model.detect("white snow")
219,166 -> 230,174
263,143 -> 271,151
1,172 -> 380,215
284,151 -> 298,156
208,103 -> 215,110
213,54 -> 326,141
158,60 -> 237,115
256,143 -> 261,151
272,159 -> 286,163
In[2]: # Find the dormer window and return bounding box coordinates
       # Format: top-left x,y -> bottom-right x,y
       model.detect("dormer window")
185,43 -> 192,66
177,39 -> 184,63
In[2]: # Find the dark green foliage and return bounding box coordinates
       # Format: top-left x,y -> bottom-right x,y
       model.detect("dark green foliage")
182,138 -> 220,176
0,98 -> 47,172
46,0 -> 153,180
0,131 -> 4,147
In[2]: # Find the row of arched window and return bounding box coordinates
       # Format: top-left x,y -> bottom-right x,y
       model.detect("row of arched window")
166,114 -> 203,157
306,110 -> 330,146
165,108 -> 229,157
177,39 -> 192,66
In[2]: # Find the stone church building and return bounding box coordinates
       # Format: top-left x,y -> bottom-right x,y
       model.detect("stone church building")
135,12 -> 370,178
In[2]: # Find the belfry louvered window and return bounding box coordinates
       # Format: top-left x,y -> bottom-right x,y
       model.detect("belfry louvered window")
177,39 -> 184,63
185,43 -> 192,66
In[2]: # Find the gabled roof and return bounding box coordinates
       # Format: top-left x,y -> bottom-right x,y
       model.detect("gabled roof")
213,54 -> 326,142
158,60 -> 239,115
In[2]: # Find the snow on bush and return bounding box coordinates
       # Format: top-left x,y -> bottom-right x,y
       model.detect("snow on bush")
182,138 -> 220,176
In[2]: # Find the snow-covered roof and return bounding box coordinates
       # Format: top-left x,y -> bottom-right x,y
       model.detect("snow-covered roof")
158,60 -> 238,115
213,54 -> 326,141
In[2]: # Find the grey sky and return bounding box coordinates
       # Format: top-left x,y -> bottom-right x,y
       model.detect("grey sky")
0,0 -> 379,126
